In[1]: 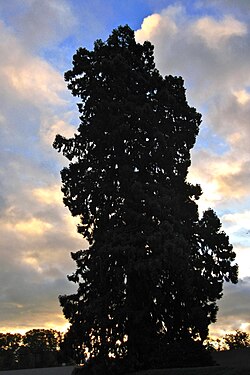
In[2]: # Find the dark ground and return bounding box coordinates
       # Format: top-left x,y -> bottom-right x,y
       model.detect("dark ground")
130,348 -> 250,375
212,347 -> 250,368
1,349 -> 250,375
0,366 -> 74,375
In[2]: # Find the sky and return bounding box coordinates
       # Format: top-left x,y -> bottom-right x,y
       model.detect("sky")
0,0 -> 250,339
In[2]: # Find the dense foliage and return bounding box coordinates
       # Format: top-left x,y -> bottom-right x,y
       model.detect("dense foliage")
54,25 -> 238,372
0,329 -> 62,370
224,330 -> 250,350
204,330 -> 250,352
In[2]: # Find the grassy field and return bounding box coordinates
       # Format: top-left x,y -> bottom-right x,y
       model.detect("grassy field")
129,366 -> 250,375
129,348 -> 250,375
1,349 -> 249,375
0,366 -> 74,375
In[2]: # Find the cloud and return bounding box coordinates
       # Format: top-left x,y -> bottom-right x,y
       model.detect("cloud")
136,5 -> 249,95
0,196 -> 85,332
191,15 -> 247,49
234,89 -> 250,105
234,245 -> 250,279
223,211 -> 250,232
32,185 -> 63,205
40,114 -> 77,146
14,218 -> 53,236
211,278 -> 250,336
199,0 -> 250,17
135,7 -> 178,41
187,149 -> 250,214
0,0 -> 76,50
0,20 -> 67,108
0,3 -> 84,332
0,270 -> 74,333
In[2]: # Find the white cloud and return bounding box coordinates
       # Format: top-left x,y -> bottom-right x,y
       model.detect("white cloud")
0,21 -> 67,108
135,14 -> 162,40
32,185 -> 63,205
135,6 -> 180,41
15,218 -> 53,236
233,89 -> 250,105
4,61 -> 65,107
40,115 -> 77,145
2,0 -> 76,50
222,211 -> 250,231
191,15 -> 247,49
234,246 -> 250,279
0,2 -> 84,332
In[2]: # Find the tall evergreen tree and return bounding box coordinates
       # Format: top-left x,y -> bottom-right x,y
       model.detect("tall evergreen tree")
54,25 -> 238,371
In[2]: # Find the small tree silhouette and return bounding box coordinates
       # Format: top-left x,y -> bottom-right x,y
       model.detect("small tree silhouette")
224,330 -> 250,350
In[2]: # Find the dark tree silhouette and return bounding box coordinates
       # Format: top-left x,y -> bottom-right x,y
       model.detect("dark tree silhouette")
20,329 -> 61,369
0,333 -> 22,370
0,333 -> 22,352
23,329 -> 61,352
54,25 -> 238,371
224,330 -> 250,350
0,330 -> 62,370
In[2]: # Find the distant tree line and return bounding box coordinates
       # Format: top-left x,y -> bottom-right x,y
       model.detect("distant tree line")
0,328 -> 249,370
205,330 -> 250,352
0,329 -> 70,370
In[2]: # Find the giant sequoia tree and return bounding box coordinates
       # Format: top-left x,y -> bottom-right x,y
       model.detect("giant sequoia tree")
54,26 -> 238,371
